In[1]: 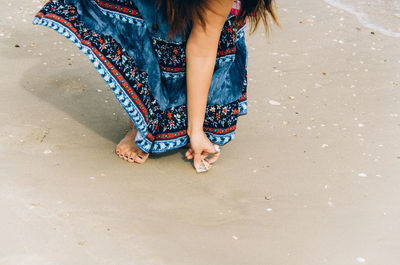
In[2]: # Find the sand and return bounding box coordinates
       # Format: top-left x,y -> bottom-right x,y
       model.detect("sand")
1,0 -> 400,264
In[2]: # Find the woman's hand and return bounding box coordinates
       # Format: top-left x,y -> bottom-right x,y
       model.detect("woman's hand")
186,130 -> 221,172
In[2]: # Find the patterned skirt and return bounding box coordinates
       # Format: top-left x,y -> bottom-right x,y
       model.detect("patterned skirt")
33,0 -> 248,154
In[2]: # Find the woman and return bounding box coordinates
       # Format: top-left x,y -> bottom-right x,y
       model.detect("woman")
32,0 -> 278,172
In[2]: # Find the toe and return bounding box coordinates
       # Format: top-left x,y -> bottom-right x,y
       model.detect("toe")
134,156 -> 144,164
123,153 -> 130,161
128,151 -> 137,163
135,150 -> 149,164
116,146 -> 123,156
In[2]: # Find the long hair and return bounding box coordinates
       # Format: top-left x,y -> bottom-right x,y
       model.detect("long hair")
155,0 -> 279,37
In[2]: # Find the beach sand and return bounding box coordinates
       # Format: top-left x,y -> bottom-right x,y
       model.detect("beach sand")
1,0 -> 400,264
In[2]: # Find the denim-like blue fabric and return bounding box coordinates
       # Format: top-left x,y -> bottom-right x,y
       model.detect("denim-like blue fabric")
65,0 -> 248,110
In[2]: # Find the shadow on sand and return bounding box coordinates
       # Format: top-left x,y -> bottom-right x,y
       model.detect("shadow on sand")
19,59 -> 187,161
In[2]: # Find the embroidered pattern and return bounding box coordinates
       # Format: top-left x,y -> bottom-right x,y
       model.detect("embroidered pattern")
33,0 -> 248,153
151,37 -> 186,73
94,0 -> 142,17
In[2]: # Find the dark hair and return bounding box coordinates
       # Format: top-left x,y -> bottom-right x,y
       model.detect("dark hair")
155,0 -> 279,36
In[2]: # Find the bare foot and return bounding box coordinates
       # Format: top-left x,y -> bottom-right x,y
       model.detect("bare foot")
115,121 -> 149,164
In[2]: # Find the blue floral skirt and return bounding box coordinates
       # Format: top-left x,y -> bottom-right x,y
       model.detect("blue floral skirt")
33,0 -> 248,153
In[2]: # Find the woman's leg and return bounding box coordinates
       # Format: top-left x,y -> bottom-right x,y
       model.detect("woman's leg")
115,120 -> 150,164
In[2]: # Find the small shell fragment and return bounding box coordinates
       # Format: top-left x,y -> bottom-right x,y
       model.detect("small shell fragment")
214,144 -> 221,154
196,159 -> 212,173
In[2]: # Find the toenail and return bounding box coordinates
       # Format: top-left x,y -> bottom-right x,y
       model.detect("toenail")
138,155 -> 143,159
129,157 -> 134,161
125,155 -> 128,158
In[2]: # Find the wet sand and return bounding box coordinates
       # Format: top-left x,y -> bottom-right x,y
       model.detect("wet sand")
1,0 -> 400,264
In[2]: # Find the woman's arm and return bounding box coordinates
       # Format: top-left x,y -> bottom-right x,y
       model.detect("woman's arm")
186,0 -> 234,171
186,0 -> 234,135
